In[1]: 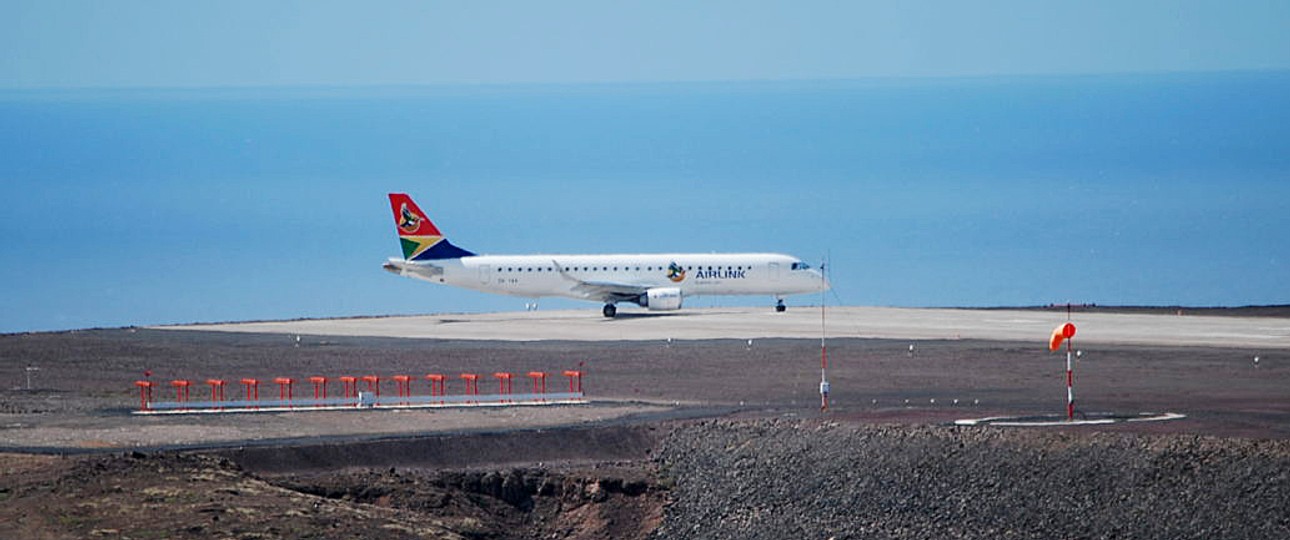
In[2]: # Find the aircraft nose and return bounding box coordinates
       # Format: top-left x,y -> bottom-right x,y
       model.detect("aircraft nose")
811,269 -> 830,291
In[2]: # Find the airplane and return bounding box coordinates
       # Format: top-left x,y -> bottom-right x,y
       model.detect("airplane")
382,193 -> 829,317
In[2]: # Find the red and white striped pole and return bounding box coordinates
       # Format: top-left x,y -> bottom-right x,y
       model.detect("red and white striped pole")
1050,321 -> 1077,421
1065,335 -> 1074,421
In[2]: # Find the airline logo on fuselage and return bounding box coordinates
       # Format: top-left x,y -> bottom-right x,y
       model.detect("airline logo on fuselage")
667,261 -> 748,281
666,262 -> 686,282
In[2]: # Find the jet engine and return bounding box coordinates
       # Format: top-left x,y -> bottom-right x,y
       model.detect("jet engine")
640,287 -> 683,311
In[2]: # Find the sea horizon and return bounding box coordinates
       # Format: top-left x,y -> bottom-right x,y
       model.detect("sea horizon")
2,71 -> 1288,332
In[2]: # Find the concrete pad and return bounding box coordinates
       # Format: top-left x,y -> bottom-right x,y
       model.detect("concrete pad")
954,412 -> 1187,427
157,307 -> 1290,349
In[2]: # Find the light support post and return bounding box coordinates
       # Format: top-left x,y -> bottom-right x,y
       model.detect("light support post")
819,258 -> 829,411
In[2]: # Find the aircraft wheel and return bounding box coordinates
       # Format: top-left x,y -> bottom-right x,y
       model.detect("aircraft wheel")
603,304 -> 617,318
775,300 -> 786,313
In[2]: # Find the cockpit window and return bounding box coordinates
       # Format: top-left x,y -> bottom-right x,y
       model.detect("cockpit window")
791,262 -> 812,270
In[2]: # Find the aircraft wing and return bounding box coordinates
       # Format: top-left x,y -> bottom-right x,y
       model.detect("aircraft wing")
552,261 -> 647,302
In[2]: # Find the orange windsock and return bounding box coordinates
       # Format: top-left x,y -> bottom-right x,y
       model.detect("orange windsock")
1049,322 -> 1076,351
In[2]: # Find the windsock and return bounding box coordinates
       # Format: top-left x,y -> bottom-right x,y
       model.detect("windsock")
1049,322 -> 1076,351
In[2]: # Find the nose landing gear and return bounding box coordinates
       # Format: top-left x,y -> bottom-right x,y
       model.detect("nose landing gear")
775,298 -> 786,313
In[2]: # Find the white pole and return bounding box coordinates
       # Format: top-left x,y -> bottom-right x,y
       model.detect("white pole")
1064,304 -> 1074,421
1066,341 -> 1074,421
819,258 -> 829,411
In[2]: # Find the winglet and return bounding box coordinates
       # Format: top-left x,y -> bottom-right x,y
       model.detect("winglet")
388,193 -> 476,260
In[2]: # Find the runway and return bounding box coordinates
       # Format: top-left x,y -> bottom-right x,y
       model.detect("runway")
160,306 -> 1290,348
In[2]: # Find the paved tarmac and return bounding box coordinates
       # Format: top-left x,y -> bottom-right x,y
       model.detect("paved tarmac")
161,306 -> 1290,348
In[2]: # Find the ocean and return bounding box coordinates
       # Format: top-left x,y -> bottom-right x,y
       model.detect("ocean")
2,72 -> 1288,332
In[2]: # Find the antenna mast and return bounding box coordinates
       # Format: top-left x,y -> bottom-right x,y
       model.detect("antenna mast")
819,255 -> 830,411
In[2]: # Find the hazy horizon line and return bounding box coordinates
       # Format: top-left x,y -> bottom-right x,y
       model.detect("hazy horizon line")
3,67 -> 1286,97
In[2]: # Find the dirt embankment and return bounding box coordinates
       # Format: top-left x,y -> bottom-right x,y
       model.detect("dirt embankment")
4,419 -> 1289,540
275,464 -> 664,540
0,424 -> 670,540
0,450 -> 665,540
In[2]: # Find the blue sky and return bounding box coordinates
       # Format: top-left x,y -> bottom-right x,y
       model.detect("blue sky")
3,1 -> 1289,89
2,2 -> 1289,332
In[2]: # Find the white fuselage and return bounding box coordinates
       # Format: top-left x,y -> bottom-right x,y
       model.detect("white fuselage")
385,252 -> 827,303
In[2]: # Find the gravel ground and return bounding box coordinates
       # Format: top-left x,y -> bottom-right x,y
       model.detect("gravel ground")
3,326 -> 1289,538
653,419 -> 1290,540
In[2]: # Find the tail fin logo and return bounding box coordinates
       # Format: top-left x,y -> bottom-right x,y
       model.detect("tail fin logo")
398,204 -> 422,234
388,193 -> 477,261
666,261 -> 686,283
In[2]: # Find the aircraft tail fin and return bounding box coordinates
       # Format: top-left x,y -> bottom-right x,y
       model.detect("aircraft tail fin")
388,193 -> 476,261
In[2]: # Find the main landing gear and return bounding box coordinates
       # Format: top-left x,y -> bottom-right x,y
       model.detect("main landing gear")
775,298 -> 786,313
602,304 -> 618,318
